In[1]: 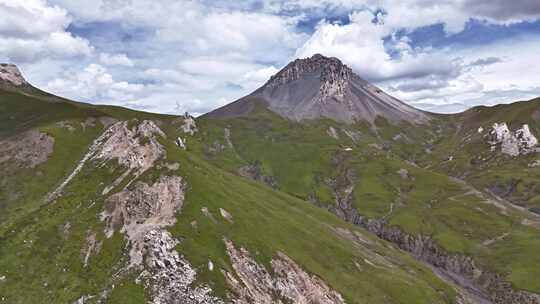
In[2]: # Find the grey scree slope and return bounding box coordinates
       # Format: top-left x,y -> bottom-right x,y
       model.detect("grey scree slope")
206,54 -> 430,124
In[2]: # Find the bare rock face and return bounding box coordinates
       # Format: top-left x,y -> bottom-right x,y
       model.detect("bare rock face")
97,120 -> 166,194
95,120 -> 165,172
102,175 -> 222,304
0,130 -> 54,168
487,122 -> 539,156
206,54 -> 429,124
47,120 -> 166,201
102,175 -> 185,263
327,126 -> 339,139
224,239 -> 345,304
0,64 -> 27,87
138,229 -> 223,304
81,231 -> 102,268
181,113 -> 199,135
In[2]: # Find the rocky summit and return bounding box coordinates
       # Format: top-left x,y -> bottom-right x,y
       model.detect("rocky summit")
1,58 -> 540,304
0,63 -> 28,88
207,54 -> 430,124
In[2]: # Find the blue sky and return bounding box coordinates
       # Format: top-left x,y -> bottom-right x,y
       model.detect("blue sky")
1,0 -> 540,115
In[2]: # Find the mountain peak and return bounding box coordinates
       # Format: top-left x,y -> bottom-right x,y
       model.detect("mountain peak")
266,54 -> 351,86
264,54 -> 357,103
207,54 -> 430,124
0,63 -> 28,87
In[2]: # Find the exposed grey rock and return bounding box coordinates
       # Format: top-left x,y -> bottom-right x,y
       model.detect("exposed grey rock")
487,122 -> 539,156
62,222 -> 71,238
0,130 -> 54,168
201,207 -> 217,223
206,54 -> 430,124
219,208 -> 233,223
180,112 -> 198,135
397,168 -> 409,179
100,175 -> 222,303
47,120 -> 166,201
0,63 -> 27,86
94,120 -> 165,180
176,137 -> 186,150
224,239 -> 345,304
224,128 -> 234,149
81,231 -> 101,268
138,229 -> 223,304
101,175 -> 185,264
327,126 -> 339,139
529,160 -> 540,168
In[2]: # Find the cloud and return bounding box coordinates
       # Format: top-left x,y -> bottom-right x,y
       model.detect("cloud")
46,63 -> 144,104
99,52 -> 134,67
0,0 -> 93,63
295,11 -> 462,82
13,0 -> 540,116
0,0 -> 70,38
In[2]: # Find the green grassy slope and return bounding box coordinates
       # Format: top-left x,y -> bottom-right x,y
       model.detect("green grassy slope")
195,101 -> 540,294
0,89 -> 460,303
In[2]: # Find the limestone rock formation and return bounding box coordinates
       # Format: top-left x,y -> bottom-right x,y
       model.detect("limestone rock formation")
0,64 -> 27,87
224,239 -> 345,304
487,122 -> 539,156
102,175 -> 222,303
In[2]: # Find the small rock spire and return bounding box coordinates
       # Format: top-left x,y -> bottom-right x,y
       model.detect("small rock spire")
0,63 -> 28,87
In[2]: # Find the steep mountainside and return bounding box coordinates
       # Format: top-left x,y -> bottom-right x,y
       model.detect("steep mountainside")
206,54 -> 429,124
0,66 -> 460,303
1,59 -> 540,304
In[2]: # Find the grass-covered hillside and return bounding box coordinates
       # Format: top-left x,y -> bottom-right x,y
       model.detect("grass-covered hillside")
0,88 -> 465,303
196,100 -> 540,303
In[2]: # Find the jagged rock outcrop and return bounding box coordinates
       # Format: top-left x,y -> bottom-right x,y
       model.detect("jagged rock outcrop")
206,54 -> 430,124
178,112 -> 198,136
94,120 -> 165,172
487,122 -> 539,156
224,128 -> 234,149
47,120 -> 166,200
102,175 -> 185,264
223,239 -> 345,304
0,130 -> 54,168
0,64 -> 27,87
327,126 -> 339,139
102,175 -> 222,303
137,229 -> 223,304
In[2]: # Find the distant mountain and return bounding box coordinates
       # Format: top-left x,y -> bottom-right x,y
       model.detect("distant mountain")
206,54 -> 430,124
